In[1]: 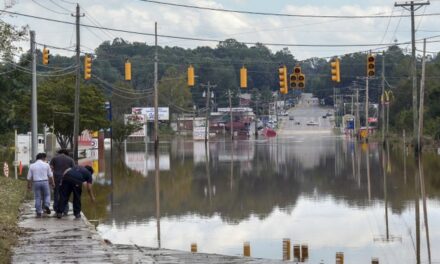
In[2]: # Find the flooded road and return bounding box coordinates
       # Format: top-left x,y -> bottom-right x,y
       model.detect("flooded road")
82,136 -> 440,263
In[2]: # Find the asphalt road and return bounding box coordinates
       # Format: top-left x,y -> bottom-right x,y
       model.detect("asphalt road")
278,104 -> 334,135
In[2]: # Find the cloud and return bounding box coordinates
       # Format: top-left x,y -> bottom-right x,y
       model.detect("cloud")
3,0 -> 439,60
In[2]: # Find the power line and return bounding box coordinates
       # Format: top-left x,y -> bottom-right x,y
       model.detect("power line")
5,9 -> 440,48
30,0 -> 69,15
138,0 -> 440,19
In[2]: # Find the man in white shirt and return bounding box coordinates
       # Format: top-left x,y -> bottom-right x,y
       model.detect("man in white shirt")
27,153 -> 55,218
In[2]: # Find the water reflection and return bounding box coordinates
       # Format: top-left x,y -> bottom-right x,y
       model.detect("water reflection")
82,136 -> 440,263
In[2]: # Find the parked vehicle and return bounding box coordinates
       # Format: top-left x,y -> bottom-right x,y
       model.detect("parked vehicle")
306,121 -> 319,126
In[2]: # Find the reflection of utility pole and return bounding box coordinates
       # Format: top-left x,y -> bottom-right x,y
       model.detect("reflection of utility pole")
395,0 -> 429,154
374,141 -> 401,243
418,157 -> 431,263
200,82 -> 216,144
155,150 -> 161,248
366,144 -> 371,201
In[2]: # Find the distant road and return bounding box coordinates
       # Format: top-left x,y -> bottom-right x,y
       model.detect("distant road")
278,104 -> 334,136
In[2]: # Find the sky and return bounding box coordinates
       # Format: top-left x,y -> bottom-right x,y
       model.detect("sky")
3,0 -> 440,60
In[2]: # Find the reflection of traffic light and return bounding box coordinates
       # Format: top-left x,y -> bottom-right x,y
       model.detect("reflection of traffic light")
125,59 -> 131,81
42,47 -> 49,65
84,54 -> 92,80
367,54 -> 375,77
187,65 -> 195,87
290,74 -> 297,89
298,74 -> 305,89
278,65 -> 288,94
331,58 -> 340,82
240,66 -> 247,89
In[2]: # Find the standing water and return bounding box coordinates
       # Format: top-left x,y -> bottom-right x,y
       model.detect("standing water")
82,136 -> 439,263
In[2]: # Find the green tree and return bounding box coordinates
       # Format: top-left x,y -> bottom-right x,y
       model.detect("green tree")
17,75 -> 108,149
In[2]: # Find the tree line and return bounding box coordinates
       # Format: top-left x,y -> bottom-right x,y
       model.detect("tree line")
1,32 -> 440,147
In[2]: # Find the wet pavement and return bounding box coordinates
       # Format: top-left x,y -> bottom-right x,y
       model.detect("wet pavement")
12,202 -> 287,263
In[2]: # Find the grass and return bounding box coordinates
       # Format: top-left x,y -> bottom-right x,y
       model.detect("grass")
0,177 -> 27,264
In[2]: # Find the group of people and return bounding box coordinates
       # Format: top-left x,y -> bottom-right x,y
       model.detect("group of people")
26,149 -> 96,219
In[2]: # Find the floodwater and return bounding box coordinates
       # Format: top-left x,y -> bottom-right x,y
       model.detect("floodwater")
82,136 -> 440,263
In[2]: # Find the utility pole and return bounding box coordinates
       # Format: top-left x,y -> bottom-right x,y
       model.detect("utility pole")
365,77 -> 369,142
154,22 -> 159,151
395,0 -> 430,153
30,30 -> 37,163
72,4 -> 83,163
228,90 -> 233,140
355,87 -> 360,137
381,51 -> 386,145
254,97 -> 258,138
418,39 -> 427,153
200,82 -> 216,144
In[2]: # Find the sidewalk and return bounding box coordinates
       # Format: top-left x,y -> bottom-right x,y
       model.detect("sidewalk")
13,202 -> 285,263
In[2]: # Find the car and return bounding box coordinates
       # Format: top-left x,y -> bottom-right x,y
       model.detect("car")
322,115 -> 327,119
289,115 -> 294,120
306,121 -> 319,126
295,121 -> 301,125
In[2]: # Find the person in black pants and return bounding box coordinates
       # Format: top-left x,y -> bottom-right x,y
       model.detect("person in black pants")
56,165 -> 96,219
50,149 -> 74,215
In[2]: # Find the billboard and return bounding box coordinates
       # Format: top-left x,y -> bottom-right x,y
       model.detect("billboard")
124,114 -> 147,137
132,107 -> 169,121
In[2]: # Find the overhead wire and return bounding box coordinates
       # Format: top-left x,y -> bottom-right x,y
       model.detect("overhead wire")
137,0 -> 440,19
4,9 -> 440,49
30,0 -> 70,15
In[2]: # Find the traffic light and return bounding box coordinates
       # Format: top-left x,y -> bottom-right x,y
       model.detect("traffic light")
240,66 -> 247,89
290,74 -> 297,89
290,66 -> 303,89
187,65 -> 195,87
278,65 -> 288,94
298,74 -> 305,89
84,54 -> 92,80
125,59 -> 131,81
367,54 -> 375,77
42,47 -> 49,65
331,58 -> 340,82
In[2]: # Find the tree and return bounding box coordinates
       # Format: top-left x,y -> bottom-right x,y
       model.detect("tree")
158,67 -> 193,116
17,75 -> 109,149
111,119 -> 143,145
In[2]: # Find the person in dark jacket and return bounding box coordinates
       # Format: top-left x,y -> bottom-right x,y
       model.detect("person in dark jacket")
56,165 -> 96,219
50,149 -> 74,214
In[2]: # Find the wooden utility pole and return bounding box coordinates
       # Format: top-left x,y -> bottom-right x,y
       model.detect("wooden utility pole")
381,51 -> 386,145
154,22 -> 159,151
395,0 -> 430,153
30,30 -> 37,163
228,90 -> 233,140
355,88 -> 360,136
365,77 -> 370,142
72,4 -> 83,163
418,39 -> 427,153
200,82 -> 216,144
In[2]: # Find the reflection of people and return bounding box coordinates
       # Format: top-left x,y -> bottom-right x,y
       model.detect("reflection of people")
50,149 -> 74,215
56,165 -> 96,219
27,153 -> 55,218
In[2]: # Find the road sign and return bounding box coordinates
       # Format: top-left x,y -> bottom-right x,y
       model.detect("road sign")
3,162 -> 9,177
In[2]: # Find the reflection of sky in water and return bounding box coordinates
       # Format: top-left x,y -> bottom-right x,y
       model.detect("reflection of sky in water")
98,196 -> 440,263
85,137 -> 440,263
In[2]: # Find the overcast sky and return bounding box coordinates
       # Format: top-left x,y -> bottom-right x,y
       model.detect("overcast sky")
3,0 -> 440,60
